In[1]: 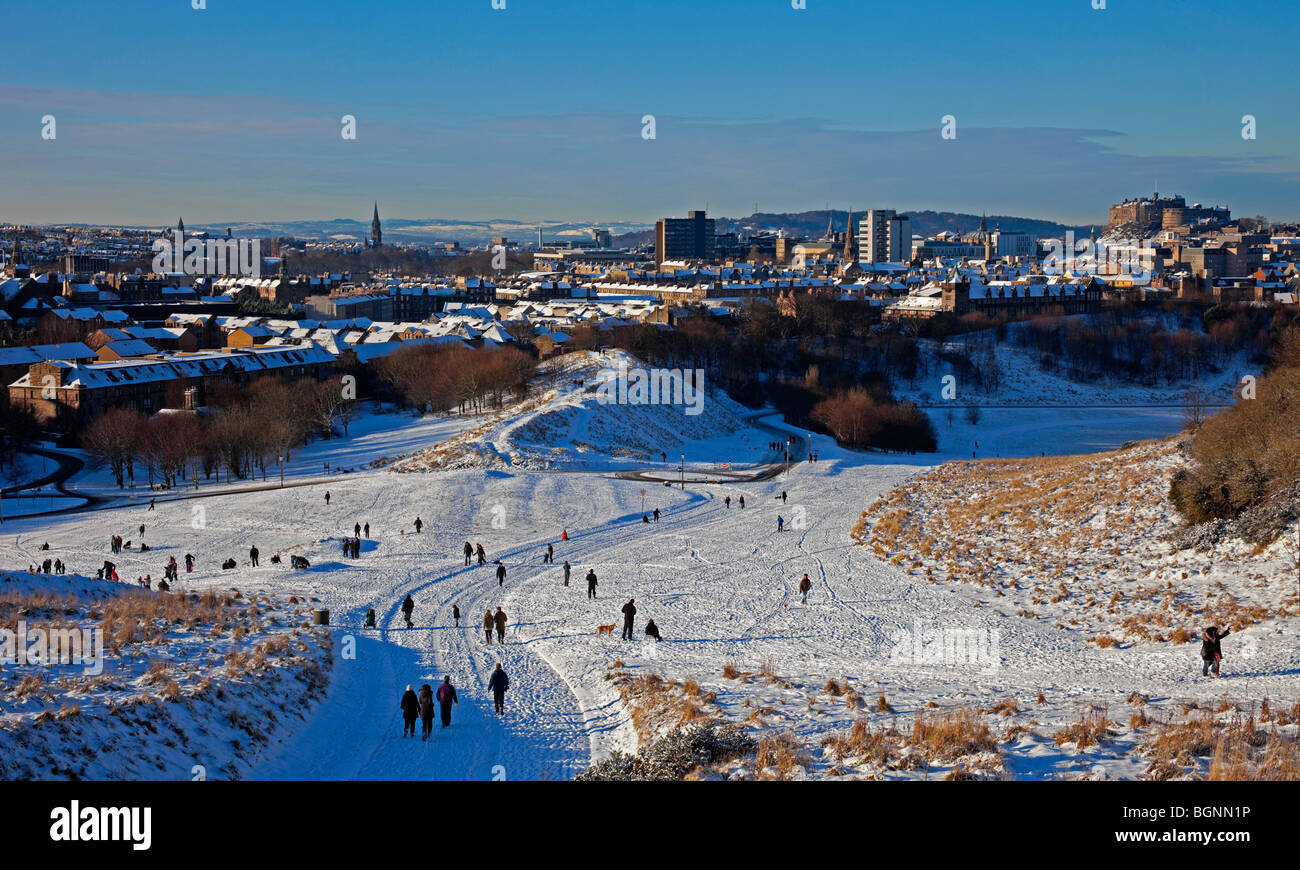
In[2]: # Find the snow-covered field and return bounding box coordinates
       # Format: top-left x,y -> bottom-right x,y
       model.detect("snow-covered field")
2,350 -> 1295,780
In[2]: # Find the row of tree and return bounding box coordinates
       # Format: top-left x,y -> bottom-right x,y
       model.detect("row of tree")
83,375 -> 358,488
373,343 -> 536,414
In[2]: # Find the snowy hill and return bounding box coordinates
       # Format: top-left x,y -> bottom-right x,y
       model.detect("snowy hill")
397,350 -> 765,472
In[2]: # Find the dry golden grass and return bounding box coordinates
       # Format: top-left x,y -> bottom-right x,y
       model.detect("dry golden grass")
754,732 -> 811,780
1052,707 -> 1114,749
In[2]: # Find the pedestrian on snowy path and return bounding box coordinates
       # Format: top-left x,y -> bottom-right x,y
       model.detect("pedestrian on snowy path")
483,610 -> 494,644
777,515 -> 785,532
354,522 -> 361,537
799,574 -> 812,604
496,562 -> 506,586
418,684 -> 435,739
488,664 -> 509,715
476,543 -> 487,565
364,522 -> 370,538
1201,626 -> 1231,677
414,517 -> 423,534
249,545 -> 259,567
452,604 -> 460,627
401,594 -> 415,628
645,619 -> 661,642
437,676 -> 458,727
545,543 -> 554,564
621,598 -> 637,640
494,607 -> 507,643
739,496 -> 745,508
325,491 -> 331,505
563,560 -> 571,586
464,541 -> 473,565
781,491 -> 787,504
586,569 -> 598,599
653,508 -> 660,522
400,685 -> 419,737
725,496 -> 731,509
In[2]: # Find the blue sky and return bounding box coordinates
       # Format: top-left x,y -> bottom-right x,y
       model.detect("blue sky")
1,0 -> 1296,227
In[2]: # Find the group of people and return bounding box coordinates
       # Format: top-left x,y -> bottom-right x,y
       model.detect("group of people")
32,557 -> 65,575
463,541 -> 487,566
482,607 -> 508,644
342,537 -> 362,559
723,495 -> 745,509
398,663 -> 511,738
616,597 -> 661,642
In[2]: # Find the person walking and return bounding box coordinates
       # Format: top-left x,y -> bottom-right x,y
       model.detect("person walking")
739,495 -> 745,508
324,490 -> 331,505
494,607 -> 508,644
414,516 -> 423,534
586,568 -> 598,599
621,598 -> 637,640
185,553 -> 194,572
488,663 -> 509,715
364,522 -> 370,538
777,515 -> 785,532
436,676 -> 458,727
725,496 -> 731,509
401,594 -> 415,628
399,685 -> 419,738
545,543 -> 554,564
563,560 -> 571,586
452,604 -> 460,627
1201,625 -> 1231,677
799,573 -> 812,604
653,508 -> 660,522
483,609 -> 494,644
781,491 -> 787,504
354,522 -> 361,537
418,684 -> 435,740
496,562 -> 506,587
249,545 -> 259,567
148,497 -> 156,511
464,541 -> 473,566
476,543 -> 487,565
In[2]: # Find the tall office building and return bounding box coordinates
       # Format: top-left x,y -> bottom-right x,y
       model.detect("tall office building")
654,210 -> 715,264
859,209 -> 911,263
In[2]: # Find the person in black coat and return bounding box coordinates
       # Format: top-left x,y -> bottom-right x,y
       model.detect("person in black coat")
645,619 -> 661,642
496,562 -> 506,586
401,594 -> 415,628
399,685 -> 419,737
1201,625 -> 1231,677
488,663 -> 509,715
621,598 -> 637,640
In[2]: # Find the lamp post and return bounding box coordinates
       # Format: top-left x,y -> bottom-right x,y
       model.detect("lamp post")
680,453 -> 685,490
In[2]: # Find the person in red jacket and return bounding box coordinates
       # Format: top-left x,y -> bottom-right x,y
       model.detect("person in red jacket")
417,684 -> 435,740
799,574 -> 812,604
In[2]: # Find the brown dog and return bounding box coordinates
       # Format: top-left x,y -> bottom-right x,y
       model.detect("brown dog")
595,624 -> 617,637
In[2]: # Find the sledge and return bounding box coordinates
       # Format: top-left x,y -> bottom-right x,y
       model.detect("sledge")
290,555 -> 311,570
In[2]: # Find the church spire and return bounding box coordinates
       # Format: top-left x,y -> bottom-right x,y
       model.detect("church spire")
370,202 -> 382,248
842,208 -> 854,260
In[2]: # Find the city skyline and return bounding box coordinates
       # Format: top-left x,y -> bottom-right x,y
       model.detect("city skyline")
2,0 -> 1298,226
